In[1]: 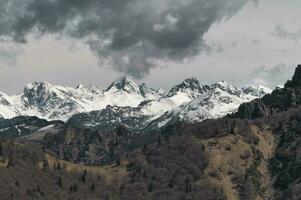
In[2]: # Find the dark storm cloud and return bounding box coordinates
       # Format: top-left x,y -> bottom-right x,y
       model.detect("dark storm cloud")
0,0 -> 254,78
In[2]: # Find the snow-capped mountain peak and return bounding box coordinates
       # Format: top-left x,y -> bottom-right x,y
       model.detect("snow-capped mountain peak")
242,85 -> 272,98
139,83 -> 162,99
211,81 -> 241,96
24,81 -> 51,90
76,84 -> 103,95
106,76 -> 140,94
213,81 -> 235,89
23,81 -> 64,106
139,78 -> 209,119
167,77 -> 206,99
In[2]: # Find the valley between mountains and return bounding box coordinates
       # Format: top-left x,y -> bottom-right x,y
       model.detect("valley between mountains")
2,66 -> 301,199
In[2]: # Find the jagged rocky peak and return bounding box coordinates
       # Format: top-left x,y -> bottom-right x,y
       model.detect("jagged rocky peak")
139,83 -> 151,94
22,81 -> 86,117
22,81 -> 61,105
167,77 -> 206,97
210,81 -> 244,96
106,76 -> 141,94
139,83 -> 160,99
76,84 -> 103,94
285,64 -> 301,87
211,81 -> 237,91
67,104 -> 149,131
23,81 -> 66,98
242,85 -> 272,98
24,81 -> 52,92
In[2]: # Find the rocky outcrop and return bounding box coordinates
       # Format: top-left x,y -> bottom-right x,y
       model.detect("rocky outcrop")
285,64 -> 301,87
233,65 -> 301,119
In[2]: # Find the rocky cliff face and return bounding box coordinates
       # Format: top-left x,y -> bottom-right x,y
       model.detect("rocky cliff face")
233,65 -> 301,119
67,105 -> 150,132
285,64 -> 301,87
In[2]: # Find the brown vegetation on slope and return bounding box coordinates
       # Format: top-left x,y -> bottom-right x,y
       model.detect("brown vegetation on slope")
0,140 -> 125,200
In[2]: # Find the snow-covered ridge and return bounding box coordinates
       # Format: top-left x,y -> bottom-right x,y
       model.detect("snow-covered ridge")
0,77 -> 271,124
145,81 -> 271,130
0,77 -> 163,121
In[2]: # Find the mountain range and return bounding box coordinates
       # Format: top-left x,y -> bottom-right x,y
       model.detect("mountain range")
0,77 -> 271,133
0,77 -> 161,121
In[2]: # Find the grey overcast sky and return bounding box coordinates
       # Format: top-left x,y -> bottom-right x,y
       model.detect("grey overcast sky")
0,0 -> 300,93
